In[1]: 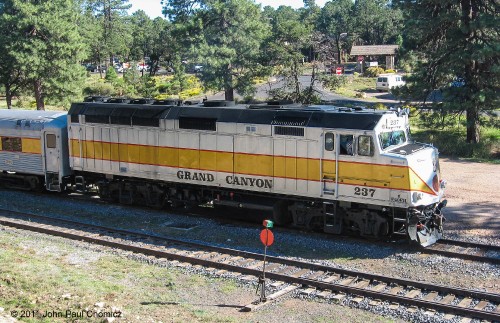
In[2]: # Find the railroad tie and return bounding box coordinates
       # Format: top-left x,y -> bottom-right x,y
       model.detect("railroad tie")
338,277 -> 356,286
321,274 -> 340,283
290,268 -> 310,278
352,280 -> 370,289
274,266 -> 293,274
422,292 -> 439,316
238,258 -> 257,267
263,263 -> 282,272
368,283 -> 387,306
300,288 -> 316,296
210,253 -> 230,263
405,289 -> 421,313
317,290 -> 332,299
444,297 -> 471,320
388,286 -> 403,310
305,271 -> 325,280
242,285 -> 299,312
270,281 -> 284,288
246,261 -> 264,270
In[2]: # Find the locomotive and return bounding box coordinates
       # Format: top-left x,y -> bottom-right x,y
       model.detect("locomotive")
0,100 -> 447,246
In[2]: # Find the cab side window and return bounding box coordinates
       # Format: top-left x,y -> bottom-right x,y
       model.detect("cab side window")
358,135 -> 374,156
339,134 -> 354,156
325,132 -> 334,151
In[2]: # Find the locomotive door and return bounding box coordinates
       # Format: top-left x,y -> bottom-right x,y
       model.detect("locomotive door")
43,132 -> 60,174
321,132 -> 337,196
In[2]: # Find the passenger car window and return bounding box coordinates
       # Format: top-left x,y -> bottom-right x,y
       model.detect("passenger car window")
325,132 -> 334,151
358,136 -> 374,156
1,137 -> 22,152
46,134 -> 56,148
339,135 -> 354,156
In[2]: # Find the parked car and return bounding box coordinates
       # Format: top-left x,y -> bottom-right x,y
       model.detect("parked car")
376,74 -> 405,92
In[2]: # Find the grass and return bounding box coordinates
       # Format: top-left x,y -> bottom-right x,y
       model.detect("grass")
410,111 -> 499,161
0,230 -> 239,322
334,76 -> 376,99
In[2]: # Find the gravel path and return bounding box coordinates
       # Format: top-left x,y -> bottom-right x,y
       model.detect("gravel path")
439,158 -> 500,243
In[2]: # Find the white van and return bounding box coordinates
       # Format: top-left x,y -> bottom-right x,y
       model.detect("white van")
376,74 -> 405,91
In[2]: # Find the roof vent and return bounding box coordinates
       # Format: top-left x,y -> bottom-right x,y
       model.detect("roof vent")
105,98 -> 130,104
203,100 -> 235,107
84,96 -> 110,102
129,98 -> 154,104
153,99 -> 181,106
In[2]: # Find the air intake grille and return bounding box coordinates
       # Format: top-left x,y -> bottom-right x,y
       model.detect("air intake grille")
274,126 -> 304,136
179,117 -> 216,131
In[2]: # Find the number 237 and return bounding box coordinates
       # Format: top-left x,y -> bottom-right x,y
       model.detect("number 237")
354,187 -> 375,197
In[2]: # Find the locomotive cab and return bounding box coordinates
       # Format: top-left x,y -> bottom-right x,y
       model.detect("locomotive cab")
374,110 -> 446,246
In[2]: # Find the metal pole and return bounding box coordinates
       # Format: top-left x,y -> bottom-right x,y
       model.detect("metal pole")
259,230 -> 268,302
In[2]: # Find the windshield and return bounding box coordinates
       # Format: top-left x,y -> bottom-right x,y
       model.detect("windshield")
379,130 -> 407,150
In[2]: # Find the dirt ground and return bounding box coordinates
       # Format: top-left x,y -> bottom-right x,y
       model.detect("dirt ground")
439,158 -> 500,240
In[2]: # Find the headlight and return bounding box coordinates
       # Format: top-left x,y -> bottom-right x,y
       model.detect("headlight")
432,175 -> 439,192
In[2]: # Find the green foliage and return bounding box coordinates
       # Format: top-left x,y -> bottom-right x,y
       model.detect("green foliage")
0,0 -> 87,109
353,0 -> 404,45
364,67 -> 385,77
14,96 -> 36,109
320,74 -> 348,91
397,0 -> 499,144
317,0 -> 355,64
411,111 -> 499,159
105,67 -> 119,83
373,103 -> 387,110
83,80 -> 115,96
166,0 -> 270,100
385,69 -> 396,74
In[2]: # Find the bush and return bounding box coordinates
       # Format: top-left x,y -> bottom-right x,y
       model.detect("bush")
14,96 -> 36,109
364,67 -> 385,77
373,103 -> 387,110
385,69 -> 396,74
320,74 -> 348,90
83,81 -> 115,96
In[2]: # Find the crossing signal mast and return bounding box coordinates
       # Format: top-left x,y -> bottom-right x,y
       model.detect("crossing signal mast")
256,219 -> 274,303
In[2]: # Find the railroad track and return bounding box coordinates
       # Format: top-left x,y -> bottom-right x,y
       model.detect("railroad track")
423,239 -> 500,265
0,209 -> 499,321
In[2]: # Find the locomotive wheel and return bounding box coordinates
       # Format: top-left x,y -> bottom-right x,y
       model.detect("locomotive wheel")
273,200 -> 291,225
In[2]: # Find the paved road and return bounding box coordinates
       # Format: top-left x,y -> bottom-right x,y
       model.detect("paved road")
206,75 -> 402,105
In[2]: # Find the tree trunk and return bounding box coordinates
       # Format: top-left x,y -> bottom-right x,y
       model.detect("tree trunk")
5,84 -> 12,109
336,36 -> 342,64
462,0 -> 480,144
466,105 -> 480,143
33,79 -> 45,110
224,87 -> 234,101
224,63 -> 234,101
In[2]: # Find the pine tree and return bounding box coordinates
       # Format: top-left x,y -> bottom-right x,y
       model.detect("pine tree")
397,0 -> 499,143
1,0 -> 87,110
164,0 -> 269,101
